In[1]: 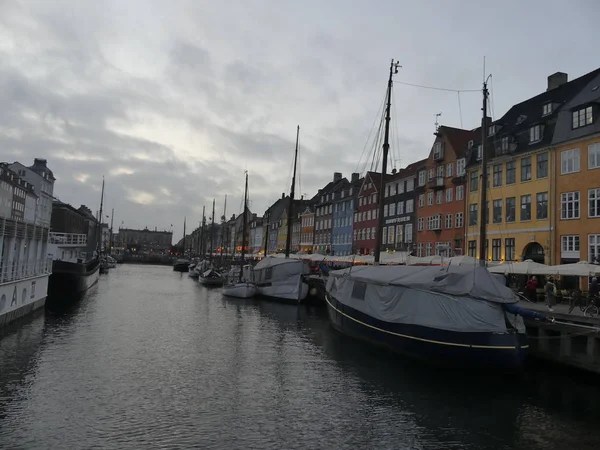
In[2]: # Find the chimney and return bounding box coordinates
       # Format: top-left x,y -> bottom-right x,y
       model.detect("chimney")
547,72 -> 568,91
351,172 -> 359,183
33,158 -> 47,167
391,168 -> 397,175
333,172 -> 342,183
281,192 -> 285,199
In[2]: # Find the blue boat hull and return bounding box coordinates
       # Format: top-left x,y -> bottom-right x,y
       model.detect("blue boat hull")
326,294 -> 528,369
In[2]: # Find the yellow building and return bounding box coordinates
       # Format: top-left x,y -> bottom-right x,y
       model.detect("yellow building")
464,70 -> 600,264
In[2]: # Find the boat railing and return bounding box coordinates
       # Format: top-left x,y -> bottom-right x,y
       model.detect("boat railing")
0,257 -> 53,284
48,232 -> 88,246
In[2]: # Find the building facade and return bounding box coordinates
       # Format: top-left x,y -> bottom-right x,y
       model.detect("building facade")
299,206 -> 315,253
353,172 -> 382,255
313,173 -> 346,255
117,227 -> 173,251
9,159 -> 55,226
551,69 -> 600,266
332,174 -> 361,256
416,126 -> 474,257
382,160 -> 425,253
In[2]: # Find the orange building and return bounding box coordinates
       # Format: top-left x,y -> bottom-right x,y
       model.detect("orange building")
415,126 -> 476,257
552,69 -> 600,267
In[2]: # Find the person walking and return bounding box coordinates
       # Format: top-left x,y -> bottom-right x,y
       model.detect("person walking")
526,276 -> 538,302
545,276 -> 557,312
590,276 -> 599,299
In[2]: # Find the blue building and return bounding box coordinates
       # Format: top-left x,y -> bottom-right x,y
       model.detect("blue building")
332,173 -> 362,256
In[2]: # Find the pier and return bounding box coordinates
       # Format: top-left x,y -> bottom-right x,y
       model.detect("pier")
519,301 -> 600,374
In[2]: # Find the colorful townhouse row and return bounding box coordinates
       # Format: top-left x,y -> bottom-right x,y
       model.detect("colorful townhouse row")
201,67 -> 600,267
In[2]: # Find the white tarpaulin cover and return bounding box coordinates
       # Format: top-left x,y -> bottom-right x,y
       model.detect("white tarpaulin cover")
326,265 -> 523,334
252,256 -> 309,301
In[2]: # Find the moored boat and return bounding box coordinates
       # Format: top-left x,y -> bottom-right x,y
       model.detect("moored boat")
173,258 -> 190,272
252,256 -> 309,303
222,282 -> 256,298
198,268 -> 224,286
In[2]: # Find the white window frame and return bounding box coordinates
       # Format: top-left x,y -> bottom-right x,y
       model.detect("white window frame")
436,190 -> 443,205
455,212 -> 463,228
589,143 -> 600,170
589,188 -> 600,218
445,188 -> 453,203
427,192 -> 434,206
542,103 -> 552,116
590,234 -> 600,264
418,217 -> 424,231
418,194 -> 424,207
397,201 -> 404,215
406,199 -> 414,213
445,214 -> 453,229
456,158 -> 466,176
418,171 -> 426,186
561,191 -> 580,220
456,185 -> 464,201
446,163 -> 453,177
561,148 -> 581,174
572,106 -> 593,129
561,235 -> 580,253
529,125 -> 541,143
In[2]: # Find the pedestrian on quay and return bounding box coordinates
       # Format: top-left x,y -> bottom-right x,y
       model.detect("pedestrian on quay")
590,276 -> 599,299
526,276 -> 538,302
545,276 -> 557,312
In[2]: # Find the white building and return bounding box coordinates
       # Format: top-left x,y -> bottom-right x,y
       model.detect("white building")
9,159 -> 55,226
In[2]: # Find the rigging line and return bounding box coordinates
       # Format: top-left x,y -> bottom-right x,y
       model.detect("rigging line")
371,108 -> 385,172
392,87 -> 401,169
457,91 -> 464,128
395,80 -> 480,93
354,85 -> 388,174
368,102 -> 385,173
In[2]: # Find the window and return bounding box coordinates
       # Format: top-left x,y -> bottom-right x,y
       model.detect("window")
389,203 -> 396,216
418,194 -> 424,207
445,214 -> 453,229
477,145 -> 482,160
492,239 -> 501,261
406,178 -> 414,191
468,240 -> 477,257
427,192 -> 433,206
383,204 -> 388,217
436,191 -> 443,205
521,156 -> 532,181
418,170 -> 426,186
589,188 -> 600,218
506,161 -> 516,184
455,212 -> 463,228
433,142 -> 443,159
590,234 -> 600,264
537,152 -> 548,178
562,235 -> 580,253
397,201 -> 404,215
456,185 -> 464,201
437,165 -> 444,179
536,192 -> 548,220
520,195 -> 531,221
418,217 -> 424,231
390,184 -> 396,196
428,168 -> 434,181
488,125 -> 496,136
445,188 -> 453,203
469,204 -> 478,226
543,103 -> 552,116
589,143 -> 600,169
493,200 -> 502,224
492,164 -> 502,187
561,148 -> 580,174
470,170 -> 479,192
505,238 -> 515,261
417,242 -> 424,257
456,158 -> 466,176
406,199 -> 414,213
446,163 -> 453,177
506,197 -> 516,222
572,106 -> 593,129
501,137 -> 509,153
561,191 -> 580,219
529,125 -> 541,143
397,182 -> 404,194
404,224 -> 413,243
426,242 -> 432,257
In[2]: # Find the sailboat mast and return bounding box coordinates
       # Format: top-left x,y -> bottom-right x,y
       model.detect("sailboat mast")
97,176 -> 105,255
109,208 -> 114,255
221,195 -> 227,258
182,216 -> 186,257
240,171 -> 249,281
374,60 -> 399,264
285,125 -> 299,258
199,205 -> 205,256
478,80 -> 489,267
210,199 -> 215,262
264,209 -> 270,257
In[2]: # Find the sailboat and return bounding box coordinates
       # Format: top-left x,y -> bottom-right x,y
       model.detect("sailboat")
189,209 -> 205,278
324,60 -> 529,368
252,126 -> 309,303
222,171 -> 256,298
198,199 -> 224,286
173,217 -> 190,272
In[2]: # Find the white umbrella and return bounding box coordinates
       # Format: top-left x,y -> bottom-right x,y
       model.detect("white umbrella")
487,259 -> 549,275
542,261 -> 600,277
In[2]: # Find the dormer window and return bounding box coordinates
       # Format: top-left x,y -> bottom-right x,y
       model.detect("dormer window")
542,103 -> 553,116
572,106 -> 593,129
477,145 -> 482,160
468,140 -> 474,149
501,137 -> 509,153
529,125 -> 541,143
488,125 -> 496,136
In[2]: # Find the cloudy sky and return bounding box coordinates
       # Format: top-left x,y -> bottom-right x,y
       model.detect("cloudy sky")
1,0 -> 599,240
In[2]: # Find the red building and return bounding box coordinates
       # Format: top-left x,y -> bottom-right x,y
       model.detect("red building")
415,126 -> 476,257
353,171 -> 385,255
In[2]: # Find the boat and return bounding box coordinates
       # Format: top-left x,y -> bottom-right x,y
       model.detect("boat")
323,60 -> 529,368
99,256 -> 110,274
106,256 -> 117,268
198,268 -> 224,286
173,217 -> 190,272
251,126 -> 309,303
0,161 -> 53,328
223,171 -> 256,298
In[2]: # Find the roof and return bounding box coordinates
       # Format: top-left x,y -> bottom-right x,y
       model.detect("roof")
438,126 -> 478,159
388,158 -> 427,183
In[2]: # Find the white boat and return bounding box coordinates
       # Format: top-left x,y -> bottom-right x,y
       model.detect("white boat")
252,256 -> 309,303
198,268 -> 224,286
222,282 -> 256,298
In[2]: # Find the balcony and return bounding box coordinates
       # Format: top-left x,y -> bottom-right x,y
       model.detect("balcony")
428,177 -> 445,190
0,257 -> 52,284
48,232 -> 87,247
452,174 -> 466,185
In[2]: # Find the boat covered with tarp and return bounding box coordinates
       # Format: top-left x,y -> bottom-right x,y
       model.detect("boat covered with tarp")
252,256 -> 309,303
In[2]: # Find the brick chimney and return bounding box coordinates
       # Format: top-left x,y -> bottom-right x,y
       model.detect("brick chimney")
351,173 -> 359,183
547,72 -> 568,91
333,172 -> 342,183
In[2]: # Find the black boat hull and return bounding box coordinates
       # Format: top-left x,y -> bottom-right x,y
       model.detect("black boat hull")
173,263 -> 189,273
325,294 -> 528,369
47,259 -> 100,308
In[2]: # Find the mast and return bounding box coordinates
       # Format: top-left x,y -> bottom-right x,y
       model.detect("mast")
198,205 -> 205,256
210,199 -> 215,262
285,125 -> 300,257
263,209 -> 270,257
182,216 -> 186,258
200,206 -> 206,257
97,176 -> 105,256
220,195 -> 227,258
240,171 -> 249,281
478,79 -> 490,267
109,208 -> 114,255
374,59 -> 400,264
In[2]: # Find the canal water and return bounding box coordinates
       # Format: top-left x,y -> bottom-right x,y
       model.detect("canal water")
1,264 -> 600,450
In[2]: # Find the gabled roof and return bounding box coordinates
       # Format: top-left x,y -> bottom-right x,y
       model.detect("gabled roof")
359,171 -> 390,194
435,126 -> 478,159
389,158 -> 427,183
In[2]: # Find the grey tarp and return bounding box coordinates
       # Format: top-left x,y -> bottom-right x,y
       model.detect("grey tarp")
326,265 -> 524,334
